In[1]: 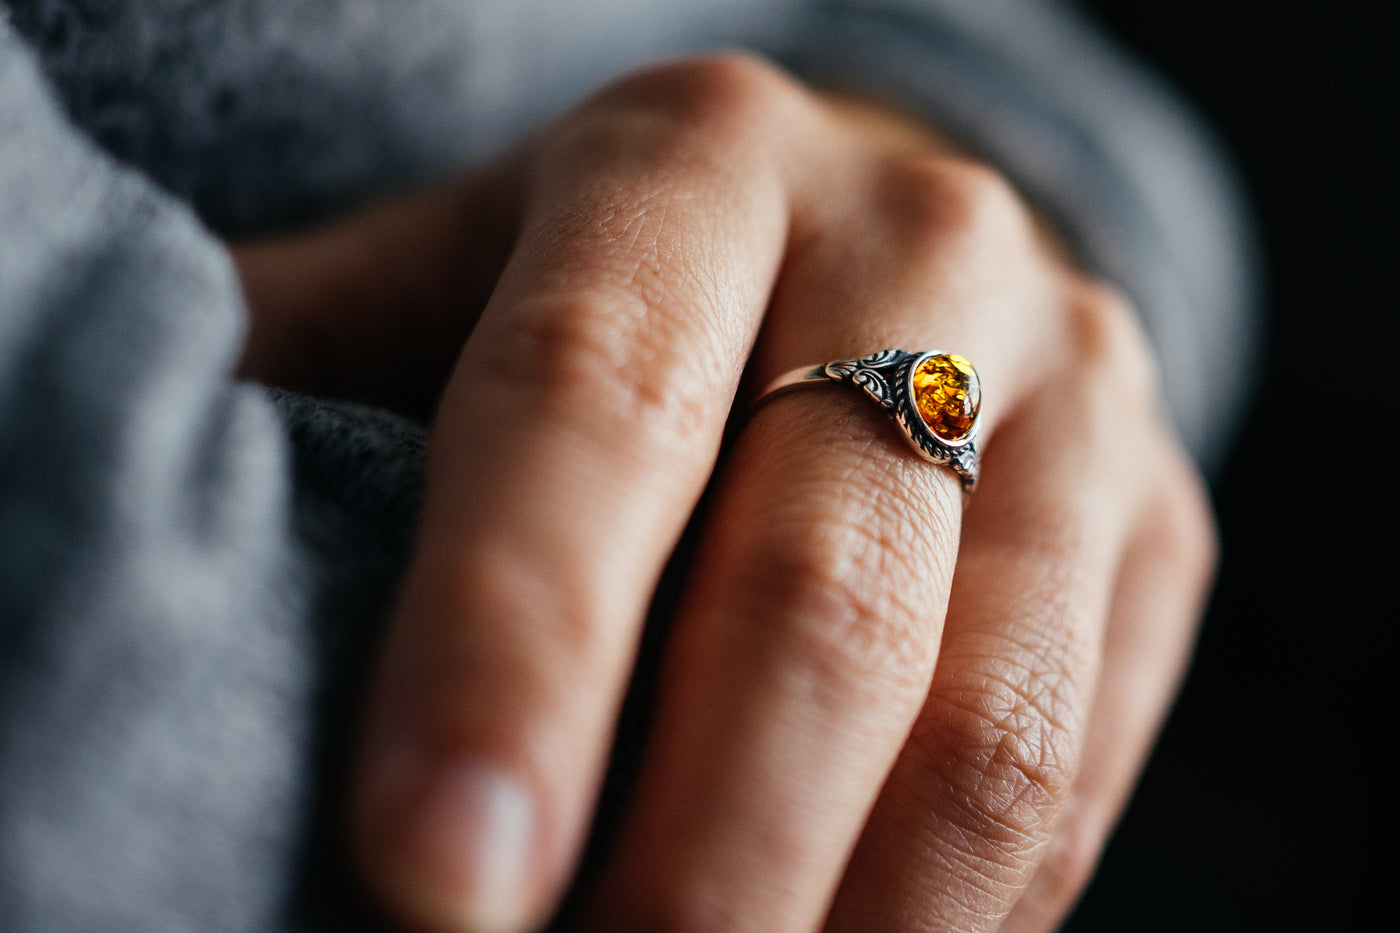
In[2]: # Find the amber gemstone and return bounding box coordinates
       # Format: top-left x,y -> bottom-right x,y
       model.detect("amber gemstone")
912,353 -> 980,442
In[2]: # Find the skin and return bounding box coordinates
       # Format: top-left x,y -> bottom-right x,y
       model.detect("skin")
235,54 -> 1216,933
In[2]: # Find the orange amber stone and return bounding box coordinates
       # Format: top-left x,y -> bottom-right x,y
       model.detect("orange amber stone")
912,353 -> 980,442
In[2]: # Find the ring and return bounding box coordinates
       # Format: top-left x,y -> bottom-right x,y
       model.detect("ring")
751,349 -> 981,493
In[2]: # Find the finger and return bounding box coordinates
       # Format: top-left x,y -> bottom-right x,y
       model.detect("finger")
823,287 -> 1162,933
999,452 -> 1215,933
352,56 -> 804,933
235,166 -> 523,411
586,156 -> 1063,931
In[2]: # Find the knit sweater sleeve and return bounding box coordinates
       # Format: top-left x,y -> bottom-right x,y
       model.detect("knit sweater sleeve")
0,19 -> 316,931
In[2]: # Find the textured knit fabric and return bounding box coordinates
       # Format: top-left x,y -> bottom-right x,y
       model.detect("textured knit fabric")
0,3 -> 1257,930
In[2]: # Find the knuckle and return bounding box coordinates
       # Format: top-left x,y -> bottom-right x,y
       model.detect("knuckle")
1152,453 -> 1220,589
917,641 -> 1082,853
527,166 -> 740,340
1062,280 -> 1159,404
475,292 -> 720,446
732,512 -> 942,698
599,52 -> 802,150
887,156 -> 1032,264
447,544 -> 615,672
395,547 -> 619,759
1032,806 -> 1106,913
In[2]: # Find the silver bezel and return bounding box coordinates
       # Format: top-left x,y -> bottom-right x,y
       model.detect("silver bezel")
818,348 -> 980,493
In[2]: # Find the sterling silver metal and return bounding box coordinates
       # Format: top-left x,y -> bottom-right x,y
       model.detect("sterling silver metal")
751,349 -> 980,493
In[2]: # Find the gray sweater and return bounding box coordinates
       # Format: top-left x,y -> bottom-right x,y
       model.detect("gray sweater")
0,2 -> 1257,930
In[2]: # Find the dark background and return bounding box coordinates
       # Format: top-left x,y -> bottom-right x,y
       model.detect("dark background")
1069,3 -> 1394,930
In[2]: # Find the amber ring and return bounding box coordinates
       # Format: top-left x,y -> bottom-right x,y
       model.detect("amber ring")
751,349 -> 981,493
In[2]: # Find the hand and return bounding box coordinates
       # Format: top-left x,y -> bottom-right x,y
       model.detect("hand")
236,53 -> 1215,933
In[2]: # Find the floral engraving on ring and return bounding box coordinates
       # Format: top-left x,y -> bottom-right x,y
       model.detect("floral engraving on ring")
826,349 -> 903,409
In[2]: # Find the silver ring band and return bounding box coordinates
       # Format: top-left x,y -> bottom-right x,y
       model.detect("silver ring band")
751,349 -> 981,494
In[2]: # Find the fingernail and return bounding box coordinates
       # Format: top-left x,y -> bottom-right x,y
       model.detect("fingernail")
375,753 -> 536,932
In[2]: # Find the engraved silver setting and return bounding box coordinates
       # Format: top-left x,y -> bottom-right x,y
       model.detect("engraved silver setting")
752,349 -> 980,494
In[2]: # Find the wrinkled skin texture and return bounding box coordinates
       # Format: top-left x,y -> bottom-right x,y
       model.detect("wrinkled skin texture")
235,54 -> 1215,933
